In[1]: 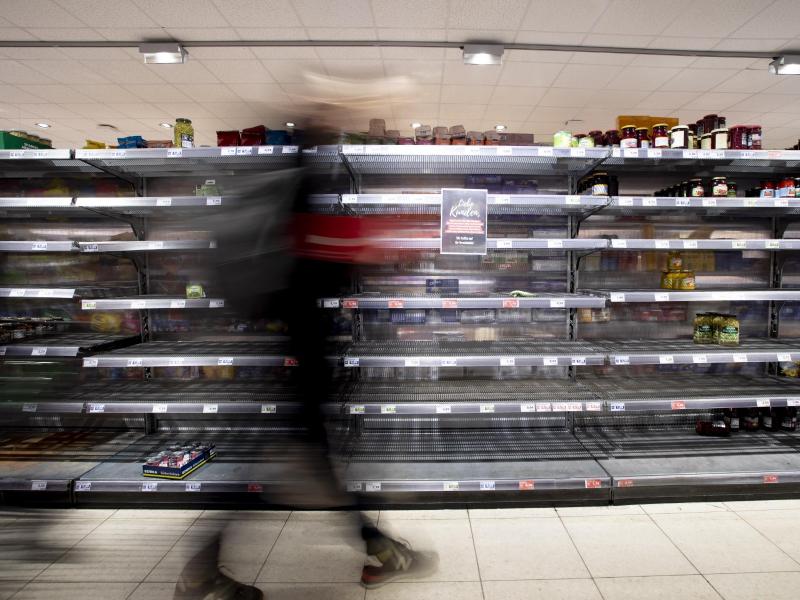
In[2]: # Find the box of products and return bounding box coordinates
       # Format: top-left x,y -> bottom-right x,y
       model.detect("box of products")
497,132 -> 534,146
142,441 -> 216,479
0,131 -> 51,149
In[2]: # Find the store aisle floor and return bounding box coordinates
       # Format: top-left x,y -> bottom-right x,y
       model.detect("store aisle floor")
2,500 -> 800,599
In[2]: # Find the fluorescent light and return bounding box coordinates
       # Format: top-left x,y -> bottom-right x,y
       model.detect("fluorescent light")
410,122 -> 421,128
139,43 -> 187,65
160,122 -> 173,128
769,55 -> 800,74
35,122 -> 51,128
285,122 -> 295,127
495,124 -> 506,131
463,44 -> 504,66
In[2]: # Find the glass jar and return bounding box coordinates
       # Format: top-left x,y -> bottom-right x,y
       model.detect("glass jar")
711,128 -> 729,150
696,119 -> 705,138
690,178 -> 705,197
591,172 -> 610,196
588,130 -> 604,146
749,125 -> 762,149
795,178 -> 800,197
677,270 -> 696,290
693,313 -> 715,344
553,130 -> 572,148
688,124 -> 697,149
778,178 -> 795,198
620,125 -> 637,149
680,181 -> 690,197
578,134 -> 595,148
727,181 -> 737,197
718,314 -> 740,346
636,127 -> 650,149
669,125 -> 689,149
174,118 -> 194,148
730,125 -> 747,149
761,181 -> 776,198
652,123 -> 670,148
703,114 -> 719,134
700,134 -> 712,150
604,129 -> 620,147
712,176 -> 728,197
668,251 -> 683,270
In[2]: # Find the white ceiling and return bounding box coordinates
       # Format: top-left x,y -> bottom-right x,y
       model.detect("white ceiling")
1,0 -> 800,149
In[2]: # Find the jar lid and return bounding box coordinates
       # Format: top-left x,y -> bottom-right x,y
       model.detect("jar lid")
176,117 -> 191,123
621,124 -> 636,129
635,127 -> 648,131
605,129 -> 619,133
713,176 -> 726,180
652,123 -> 668,127
690,178 -> 703,182
671,125 -> 689,130
701,133 -> 711,137
711,128 -> 728,133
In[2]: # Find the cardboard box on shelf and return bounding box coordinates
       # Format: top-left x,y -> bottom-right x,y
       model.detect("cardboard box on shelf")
0,131 -> 51,149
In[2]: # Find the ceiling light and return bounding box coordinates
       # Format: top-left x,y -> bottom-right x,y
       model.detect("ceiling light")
463,44 -> 504,66
139,43 -> 187,65
495,124 -> 507,131
285,122 -> 295,127
410,122 -> 421,129
160,122 -> 173,128
769,55 -> 800,75
35,122 -> 51,128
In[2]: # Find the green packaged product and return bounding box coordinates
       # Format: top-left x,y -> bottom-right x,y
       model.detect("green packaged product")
186,284 -> 205,299
693,313 -> 714,344
718,314 -> 740,346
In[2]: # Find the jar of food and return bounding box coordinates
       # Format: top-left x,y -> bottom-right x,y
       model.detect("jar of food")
761,181 -> 776,198
588,130 -> 604,146
620,125 -> 637,149
778,178 -> 795,198
696,119 -> 705,138
727,181 -> 737,197
712,176 -> 728,197
578,134 -> 595,148
703,114 -> 719,134
572,133 -> 586,147
711,128 -> 729,150
693,313 -> 715,344
688,124 -> 697,148
636,127 -> 651,148
730,125 -> 747,149
711,313 -> 724,343
718,314 -> 740,345
795,178 -> 800,197
604,129 -> 620,146
668,251 -> 683,270
749,125 -> 762,149
690,178 -> 705,197
591,172 -> 610,196
660,271 -> 673,289
677,270 -> 696,290
553,130 -> 572,148
652,123 -> 670,148
669,125 -> 689,149
700,133 -> 712,150
174,118 -> 194,148
680,181 -> 691,197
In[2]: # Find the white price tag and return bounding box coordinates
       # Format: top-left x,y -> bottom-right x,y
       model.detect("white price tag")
31,241 -> 48,251
349,405 -> 365,415
343,357 -> 360,367
788,399 -> 800,407
131,300 -> 147,309
757,399 -> 771,408
618,197 -> 634,206
147,241 -> 164,250
209,300 -> 225,308
440,358 -> 457,367
571,357 -> 586,366
236,146 -> 253,155
740,150 -> 755,158
496,239 -> 513,248
521,403 -> 536,413
169,300 -> 186,308
565,402 -> 582,412
536,403 -> 552,412
698,150 -> 712,159
30,347 -> 46,356
586,402 -> 602,412
647,149 -> 662,158
480,481 -> 496,491
493,194 -> 511,204
550,299 -> 566,308
436,405 -> 452,414
684,150 -> 698,159
537,147 -> 554,157
655,240 -> 670,249
322,299 -> 340,308
643,197 -> 658,207
186,482 -> 201,492
610,402 -> 626,412
654,293 -> 670,302
496,146 -> 512,156
257,146 -> 274,154
168,358 -> 183,366
711,150 -> 724,158
167,148 -> 182,157
778,353 -> 792,362
565,195 -> 581,205
775,199 -> 789,207
543,357 -> 559,366
31,481 -> 47,491
152,404 -> 168,413
75,481 -> 91,492
570,148 -> 586,157
206,196 -> 222,206
500,357 -> 515,367
480,403 -> 495,413
676,198 -> 690,207
35,289 -> 54,297
220,147 -> 236,156
203,404 -> 218,414
22,403 -> 37,413
347,482 -> 363,492
141,482 -> 158,492
733,354 -> 749,363
88,403 -> 105,413
732,240 -> 747,249
9,288 -> 25,297
611,239 -> 627,248
443,481 -> 460,491
683,240 -> 698,249
623,148 -> 639,158
552,402 -> 567,412
8,151 -> 24,158
610,293 -> 625,303
766,240 -> 780,249
155,197 -> 172,207
366,482 -> 382,492
547,239 -> 564,249
744,198 -> 758,207
126,358 -> 143,367
692,354 -> 708,364
380,405 -> 397,414
261,404 -> 277,414
614,356 -> 630,365
404,358 -> 421,367
217,357 -> 233,366
83,357 -> 98,367
282,145 -> 299,153
659,355 -> 675,364
702,198 -> 717,207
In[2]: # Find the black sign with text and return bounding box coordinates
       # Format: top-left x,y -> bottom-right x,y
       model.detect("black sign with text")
440,188 -> 488,255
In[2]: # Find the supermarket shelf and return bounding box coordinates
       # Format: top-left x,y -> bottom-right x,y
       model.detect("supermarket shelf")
0,287 -> 76,299
379,238 -> 607,250
606,238 -> 797,251
608,196 -> 800,213
80,296 -> 225,310
341,340 -> 605,368
604,147 -> 800,174
598,289 -> 800,303
0,149 -> 92,179
0,241 -> 75,252
603,338 -> 800,366
77,240 -> 216,253
340,144 -> 609,176
1,333 -> 139,358
0,197 -> 73,210
82,340 -> 298,368
75,195 -> 225,215
323,292 -> 605,310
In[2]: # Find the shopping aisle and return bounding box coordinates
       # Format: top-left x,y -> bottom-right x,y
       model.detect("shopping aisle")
2,502 -> 800,600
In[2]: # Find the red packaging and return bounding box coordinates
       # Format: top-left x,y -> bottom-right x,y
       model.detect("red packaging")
240,125 -> 267,146
217,130 -> 240,146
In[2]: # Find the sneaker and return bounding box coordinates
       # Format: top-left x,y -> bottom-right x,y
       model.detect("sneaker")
173,570 -> 264,600
361,542 -> 439,589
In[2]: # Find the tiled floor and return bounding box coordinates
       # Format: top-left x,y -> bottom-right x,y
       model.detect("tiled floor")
3,500 -> 800,599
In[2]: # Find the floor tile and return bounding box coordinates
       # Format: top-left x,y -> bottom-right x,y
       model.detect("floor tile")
379,509 -> 467,520
372,517 -> 480,582
0,508 -> 115,520
199,510 -> 290,521
595,575 -> 723,599
556,505 -> 645,517
482,578 -> 602,599
289,510 -> 379,523
126,582 -> 175,600
11,582 -> 137,599
736,509 -> 800,564
651,512 -> 800,574
724,499 -> 800,512
468,508 -> 557,519
110,509 -> 202,520
257,518 -> 366,583
471,517 -> 589,580
367,581 -> 482,600
641,502 -> 729,515
0,581 -> 26,600
257,583 -> 365,600
562,515 -> 697,578
706,572 -> 800,600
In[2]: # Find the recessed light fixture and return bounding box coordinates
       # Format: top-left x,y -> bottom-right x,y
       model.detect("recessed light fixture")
410,122 -> 422,129
769,55 -> 800,75
160,122 -> 173,128
495,124 -> 507,131
139,43 -> 188,65
463,44 -> 504,66
285,121 -> 295,127
35,122 -> 51,128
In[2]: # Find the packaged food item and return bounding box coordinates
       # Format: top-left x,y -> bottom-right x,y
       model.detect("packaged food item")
727,181 -> 737,197
588,130 -> 604,146
604,129 -> 620,146
668,251 -> 683,270
240,125 -> 266,146
712,176 -> 728,197
782,407 -> 798,431
700,133 -> 712,150
696,417 -> 730,436
483,130 -> 500,145
778,177 -> 796,198
620,125 -> 637,149
711,128 -> 729,149
742,408 -> 760,431
186,283 -> 205,299
553,130 -> 572,148
498,132 -> 534,145
693,313 -> 714,344
216,130 -> 240,146
749,125 -> 762,149
368,118 -> 386,141
761,408 -> 780,431
690,178 -> 705,197
578,135 -> 595,148
635,127 -> 650,148
724,409 -> 740,432
761,181 -> 775,198
174,118 -> 194,148
433,126 -> 450,145
466,131 -> 483,145
385,130 -> 400,144
652,123 -> 669,148
591,172 -> 609,196
718,314 -> 739,346
730,125 -> 747,149
669,125 -> 689,149
414,124 -> 432,143
676,270 -> 695,290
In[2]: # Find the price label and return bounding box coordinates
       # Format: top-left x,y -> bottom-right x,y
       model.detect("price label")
443,481 -> 459,491
659,355 -> 674,364
31,481 -> 47,491
247,483 -> 263,493
9,289 -> 25,297
653,293 -> 670,302
167,148 -> 182,157
552,402 -> 567,412
82,243 -> 99,253
611,239 -> 627,248
763,475 -> 779,484
75,481 -> 91,492
702,198 -> 717,207
8,151 -> 24,158
493,194 -> 511,204
740,150 -> 755,158
775,199 -> 789,207
610,402 -> 626,411
88,403 -> 105,413
282,145 -> 299,153
543,357 -> 559,366
31,241 -> 48,251
147,241 -> 164,250
236,146 -> 253,155
203,404 -> 218,414
349,405 -> 365,415
82,300 -> 97,310
126,358 -> 143,367
35,289 -> 53,298
496,146 -> 512,156
347,482 -> 363,492
343,299 -> 358,309
614,356 -> 630,365
30,347 -> 46,356
788,399 -> 800,407
610,293 -> 625,303
131,300 -> 146,309
676,198 -> 690,207
693,354 -> 708,364
380,405 -> 397,414
757,399 -> 771,408
209,300 -> 225,308
671,401 -> 686,410
83,358 -> 98,367
623,148 -> 639,158
496,239 -> 513,248
585,479 -> 602,489
618,197 -> 634,206
217,357 -> 234,366
502,299 -> 520,309
206,196 -> 222,206
436,405 -> 452,414
547,239 -> 564,249
570,148 -> 586,157
618,479 -> 634,488
683,240 -> 698,249
141,482 -> 158,492
733,354 -> 748,363
261,404 -> 277,414
537,147 -> 554,157
404,358 -> 421,367
344,357 -> 360,367
519,480 -> 535,490
586,402 -> 602,412
221,147 -> 237,156
684,150 -> 698,159
566,402 -> 583,412
647,149 -> 662,158
480,403 -> 495,413
766,240 -> 781,249
521,403 -> 536,413
500,357 -> 515,367
480,481 -> 496,491
155,197 -> 172,207
565,195 -> 581,205
744,198 -> 758,207
170,300 -> 186,308
22,403 -> 37,413
550,298 -> 566,308
387,299 -> 404,309
366,482 -> 381,492
655,240 -> 670,249
442,299 -> 458,309
571,357 -> 586,366
778,353 -> 792,362
323,299 -> 340,308
440,359 -> 457,367
152,404 -> 168,413
186,482 -> 201,492
732,240 -> 747,249
643,197 -> 658,207
698,150 -> 712,159
257,146 -> 274,154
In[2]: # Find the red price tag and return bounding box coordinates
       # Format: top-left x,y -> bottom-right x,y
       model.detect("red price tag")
585,479 -> 602,489
671,401 -> 686,410
247,483 -> 263,493
618,479 -> 634,488
284,358 -> 298,367
388,299 -> 404,309
519,480 -> 535,491
502,299 -> 520,309
442,299 -> 458,309
763,475 -> 779,484
343,299 -> 358,309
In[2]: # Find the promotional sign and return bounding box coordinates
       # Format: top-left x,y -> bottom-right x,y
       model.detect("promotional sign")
440,188 -> 488,255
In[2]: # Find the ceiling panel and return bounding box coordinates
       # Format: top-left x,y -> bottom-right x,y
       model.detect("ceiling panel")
537,89 -> 587,108
55,0 -> 158,28
447,0 -> 529,30
497,62 -> 563,87
292,0 -> 374,28
120,84 -> 193,103
488,86 -> 546,107
592,0 -> 693,36
201,60 -> 275,83
371,0 -> 448,29
131,0 -> 227,28
211,0 -> 301,28
443,62 -> 503,86
605,66 -> 682,91
729,0 -> 800,39
661,0 -> 771,39
2,0 -> 88,28
552,64 -> 623,88
520,0 -> 608,33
